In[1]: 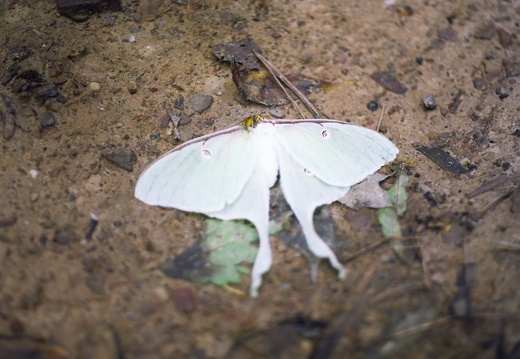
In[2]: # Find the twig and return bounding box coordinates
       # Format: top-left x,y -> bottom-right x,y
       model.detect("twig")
343,238 -> 390,262
388,316 -> 451,339
254,51 -> 328,119
254,52 -> 304,118
466,175 -> 520,199
494,241 -> 520,251
376,103 -> 386,132
477,187 -> 516,215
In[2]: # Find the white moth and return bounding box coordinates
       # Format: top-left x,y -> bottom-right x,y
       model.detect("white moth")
135,117 -> 399,296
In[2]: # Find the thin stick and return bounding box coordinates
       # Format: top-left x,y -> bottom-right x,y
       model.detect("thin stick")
389,316 -> 451,339
254,51 -> 327,119
376,103 -> 386,132
477,187 -> 516,216
255,55 -> 305,118
343,238 -> 390,262
494,241 -> 520,251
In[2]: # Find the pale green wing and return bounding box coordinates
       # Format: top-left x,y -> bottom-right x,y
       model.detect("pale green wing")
272,121 -> 398,187
135,127 -> 256,214
207,123 -> 279,297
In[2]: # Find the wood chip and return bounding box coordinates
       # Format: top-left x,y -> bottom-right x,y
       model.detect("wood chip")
416,145 -> 468,175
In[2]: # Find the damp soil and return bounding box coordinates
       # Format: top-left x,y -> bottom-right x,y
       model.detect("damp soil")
1,0 -> 519,358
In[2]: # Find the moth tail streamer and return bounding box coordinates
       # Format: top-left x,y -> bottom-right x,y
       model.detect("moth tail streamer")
298,210 -> 347,280
249,230 -> 273,297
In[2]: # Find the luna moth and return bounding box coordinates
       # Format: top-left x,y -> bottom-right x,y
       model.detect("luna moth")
135,116 -> 399,296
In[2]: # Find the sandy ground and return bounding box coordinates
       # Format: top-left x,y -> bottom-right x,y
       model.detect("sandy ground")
0,0 -> 519,358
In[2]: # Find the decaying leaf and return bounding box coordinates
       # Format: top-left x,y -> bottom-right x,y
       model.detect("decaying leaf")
213,39 -> 321,106
377,174 -> 409,238
231,59 -> 288,106
203,219 -> 259,286
339,173 -> 392,210
161,219 -> 259,287
378,207 -> 402,238
212,38 -> 262,67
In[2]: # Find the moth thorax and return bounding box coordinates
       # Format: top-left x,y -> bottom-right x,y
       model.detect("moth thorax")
243,115 -> 263,129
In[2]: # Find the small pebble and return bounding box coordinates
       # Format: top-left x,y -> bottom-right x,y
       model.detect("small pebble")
474,21 -> 496,40
422,94 -> 437,110
41,111 -> 55,127
55,227 -> 75,245
0,212 -> 17,227
185,93 -> 213,116
153,287 -> 169,302
415,56 -> 423,65
100,147 -> 137,171
158,113 -> 170,128
366,101 -> 379,112
170,287 -> 196,313
174,95 -> 184,110
90,82 -> 100,91
28,169 -> 39,178
2,112 -> 15,139
179,114 -> 192,126
267,107 -> 285,119
370,72 -> 407,94
439,26 -> 457,41
112,219 -> 123,227
37,85 -> 59,99
472,77 -> 487,91
496,27 -> 512,48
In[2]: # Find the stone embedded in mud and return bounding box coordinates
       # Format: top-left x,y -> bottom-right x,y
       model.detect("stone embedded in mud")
472,77 -> 487,91
173,95 -> 184,110
422,94 -> 437,110
366,100 -> 379,112
474,20 -> 496,40
36,85 -> 59,99
169,287 -> 196,313
100,147 -> 137,171
0,212 -> 18,227
496,27 -> 512,48
371,71 -> 407,94
438,26 -> 457,42
41,111 -> 56,127
54,226 -> 77,245
2,111 -> 15,139
184,93 -> 213,116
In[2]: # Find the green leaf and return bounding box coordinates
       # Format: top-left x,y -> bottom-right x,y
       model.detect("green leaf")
387,174 -> 409,216
202,219 -> 259,286
377,173 -> 409,239
377,207 -> 402,238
